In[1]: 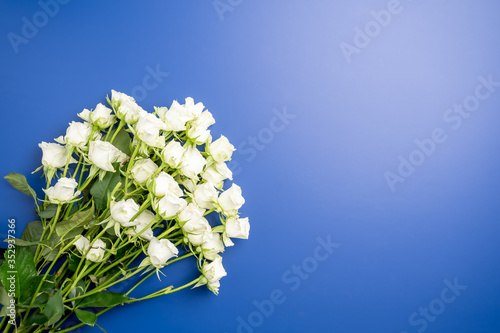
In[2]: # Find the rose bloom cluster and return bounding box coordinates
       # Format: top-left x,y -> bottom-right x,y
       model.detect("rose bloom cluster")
37,90 -> 250,294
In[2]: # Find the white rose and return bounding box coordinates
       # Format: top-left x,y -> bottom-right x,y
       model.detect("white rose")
201,162 -> 233,188
162,140 -> 185,168
149,171 -> 183,198
111,90 -> 143,124
61,121 -> 93,147
182,217 -> 211,246
111,90 -> 135,105
130,158 -> 158,184
202,256 -> 227,294
110,199 -> 140,227
153,193 -> 187,219
187,110 -> 214,144
128,210 -> 155,241
187,125 -> 211,145
86,238 -> 106,262
43,177 -> 81,204
136,111 -> 167,148
38,142 -> 76,169
88,140 -> 128,172
183,97 -> 204,120
111,92 -> 139,122
193,110 -> 215,129
180,146 -> 206,179
147,237 -> 179,268
119,100 -> 143,124
217,184 -> 245,215
177,203 -> 205,224
182,178 -> 196,192
74,235 -> 90,254
208,135 -> 235,163
226,217 -> 250,239
156,101 -> 191,131
193,182 -> 218,209
201,232 -> 224,261
79,104 -> 115,128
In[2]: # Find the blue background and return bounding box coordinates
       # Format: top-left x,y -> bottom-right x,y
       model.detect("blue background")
1,1 -> 500,332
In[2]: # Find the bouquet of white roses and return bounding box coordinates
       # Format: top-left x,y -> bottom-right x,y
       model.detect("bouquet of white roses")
0,91 -> 250,332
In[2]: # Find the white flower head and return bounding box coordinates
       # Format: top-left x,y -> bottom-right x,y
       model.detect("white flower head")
162,140 -> 185,168
180,146 -> 206,180
201,162 -> 233,189
156,101 -> 191,131
153,193 -> 187,220
79,103 -> 115,129
127,210 -> 155,241
136,111 -> 167,148
110,199 -> 140,227
149,171 -> 183,198
147,237 -> 179,268
88,140 -> 128,172
225,217 -> 250,240
86,239 -> 106,263
111,90 -> 143,124
208,135 -> 235,163
43,177 -> 81,204
130,158 -> 158,185
217,183 -> 245,216
193,182 -> 218,209
57,121 -> 93,148
38,142 -> 77,169
202,256 -> 227,294
201,232 -> 224,261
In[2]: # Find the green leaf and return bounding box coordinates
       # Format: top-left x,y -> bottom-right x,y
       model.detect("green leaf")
20,275 -> 55,305
0,286 -> 12,307
75,309 -> 97,327
44,290 -> 64,326
3,238 -> 39,247
20,220 -> 44,254
68,280 -> 86,307
78,291 -> 128,308
25,312 -> 48,326
67,253 -> 80,272
4,173 -> 38,203
55,204 -> 94,240
37,204 -> 58,219
0,247 -> 36,298
108,127 -> 131,155
90,169 -> 122,211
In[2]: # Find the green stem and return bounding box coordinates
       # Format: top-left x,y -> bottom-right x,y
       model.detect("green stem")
62,146 -> 75,178
54,307 -> 112,333
127,276 -> 201,303
109,120 -> 125,144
